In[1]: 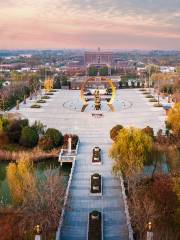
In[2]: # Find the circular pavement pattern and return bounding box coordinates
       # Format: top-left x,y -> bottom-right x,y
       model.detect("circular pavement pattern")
63,98 -> 133,112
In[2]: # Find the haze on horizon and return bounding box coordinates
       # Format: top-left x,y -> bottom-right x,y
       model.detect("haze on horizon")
0,0 -> 180,50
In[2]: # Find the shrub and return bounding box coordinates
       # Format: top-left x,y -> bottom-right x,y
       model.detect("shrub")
110,125 -> 123,141
45,128 -> 63,148
20,126 -> 39,148
7,120 -> 22,143
20,119 -> 29,128
143,92 -> 150,95
31,121 -> 46,135
45,93 -> 54,95
38,135 -> 54,151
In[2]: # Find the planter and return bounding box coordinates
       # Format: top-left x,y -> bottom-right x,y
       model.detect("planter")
149,99 -> 158,102
153,103 -> 163,107
36,100 -> 46,104
31,104 -> 41,108
88,211 -> 102,240
90,173 -> 102,196
146,95 -> 154,98
41,96 -> 50,100
92,147 -> 101,164
142,92 -> 150,95
46,93 -> 54,96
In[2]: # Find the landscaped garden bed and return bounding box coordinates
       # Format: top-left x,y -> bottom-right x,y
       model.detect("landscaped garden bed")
153,103 -> 163,107
88,211 -> 102,240
31,104 -> 41,108
142,92 -> 151,95
36,99 -> 46,104
149,98 -> 158,102
0,116 -> 65,162
92,147 -> 101,164
45,92 -> 54,95
41,95 -> 50,100
90,173 -> 102,195
146,95 -> 154,98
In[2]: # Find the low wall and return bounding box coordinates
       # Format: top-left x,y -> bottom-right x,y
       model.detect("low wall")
119,173 -> 134,240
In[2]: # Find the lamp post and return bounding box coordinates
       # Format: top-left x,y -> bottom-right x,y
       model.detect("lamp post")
34,224 -> 42,240
147,222 -> 153,240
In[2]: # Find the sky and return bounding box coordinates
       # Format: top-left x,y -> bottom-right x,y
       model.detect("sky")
0,0 -> 180,50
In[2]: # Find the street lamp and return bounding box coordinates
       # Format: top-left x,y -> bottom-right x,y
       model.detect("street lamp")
147,221 -> 153,240
34,224 -> 42,240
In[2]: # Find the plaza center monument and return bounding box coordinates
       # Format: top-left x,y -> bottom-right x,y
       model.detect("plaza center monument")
80,76 -> 116,112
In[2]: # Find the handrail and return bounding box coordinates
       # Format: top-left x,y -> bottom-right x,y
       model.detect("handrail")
56,139 -> 80,240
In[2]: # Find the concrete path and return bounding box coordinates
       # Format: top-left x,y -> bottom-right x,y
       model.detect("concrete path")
10,89 -> 166,239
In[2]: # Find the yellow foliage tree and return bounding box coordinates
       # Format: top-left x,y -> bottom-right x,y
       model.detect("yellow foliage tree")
109,127 -> 153,177
7,153 -> 36,205
168,103 -> 180,136
44,78 -> 53,92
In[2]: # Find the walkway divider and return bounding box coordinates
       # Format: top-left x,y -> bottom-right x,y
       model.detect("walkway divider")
56,139 -> 80,240
119,173 -> 134,240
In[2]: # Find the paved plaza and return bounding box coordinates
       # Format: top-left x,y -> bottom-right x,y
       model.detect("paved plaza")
11,89 -> 166,240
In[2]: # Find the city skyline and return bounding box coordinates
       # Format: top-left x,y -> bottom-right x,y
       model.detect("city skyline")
0,0 -> 180,50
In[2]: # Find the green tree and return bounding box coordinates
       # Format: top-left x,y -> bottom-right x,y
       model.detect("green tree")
20,126 -> 39,148
45,128 -> 63,148
99,67 -> 109,76
60,75 -> 68,86
88,67 -> 98,76
109,127 -> 153,176
31,120 -> 46,135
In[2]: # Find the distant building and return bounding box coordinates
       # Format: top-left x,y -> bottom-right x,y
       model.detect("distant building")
84,49 -> 113,68
69,76 -> 119,90
160,66 -> 175,73
114,60 -> 136,75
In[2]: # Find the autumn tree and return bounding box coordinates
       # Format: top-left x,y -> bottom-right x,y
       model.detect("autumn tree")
110,124 -> 123,141
7,153 -> 36,205
167,103 -> 180,136
145,64 -> 160,87
109,127 -> 153,177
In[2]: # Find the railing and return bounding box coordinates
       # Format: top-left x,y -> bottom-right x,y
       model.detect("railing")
56,139 -> 80,240
119,173 -> 134,240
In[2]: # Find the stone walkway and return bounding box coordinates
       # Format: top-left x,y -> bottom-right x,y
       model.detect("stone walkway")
10,89 -> 166,240
60,137 -> 128,240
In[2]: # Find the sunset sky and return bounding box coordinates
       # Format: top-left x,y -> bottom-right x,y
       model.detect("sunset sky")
0,0 -> 180,50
